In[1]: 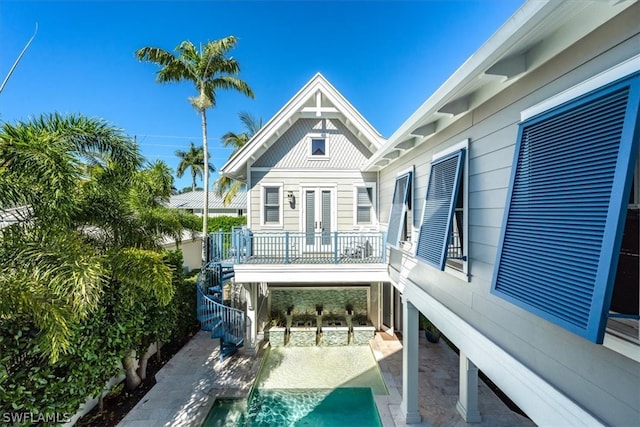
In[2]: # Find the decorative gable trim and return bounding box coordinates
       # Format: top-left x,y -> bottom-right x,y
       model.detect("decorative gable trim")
221,73 -> 385,181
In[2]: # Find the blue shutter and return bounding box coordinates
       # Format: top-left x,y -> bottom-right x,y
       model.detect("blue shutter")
491,73 -> 640,343
416,149 -> 465,270
386,172 -> 412,248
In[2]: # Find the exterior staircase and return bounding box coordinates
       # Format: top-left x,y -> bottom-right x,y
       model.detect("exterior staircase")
196,260 -> 245,360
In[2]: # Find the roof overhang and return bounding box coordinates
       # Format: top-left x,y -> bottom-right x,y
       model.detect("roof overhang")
364,0 -> 638,171
221,73 -> 386,182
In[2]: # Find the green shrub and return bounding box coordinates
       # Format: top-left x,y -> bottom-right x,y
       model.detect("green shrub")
196,215 -> 247,233
0,249 -> 199,423
0,308 -> 127,423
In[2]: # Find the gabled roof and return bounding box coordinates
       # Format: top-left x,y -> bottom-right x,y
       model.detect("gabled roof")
364,0 -> 638,170
221,73 -> 385,181
168,191 -> 247,210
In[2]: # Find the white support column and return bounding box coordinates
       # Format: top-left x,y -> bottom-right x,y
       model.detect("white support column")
243,282 -> 258,355
401,297 -> 421,424
457,351 -> 482,423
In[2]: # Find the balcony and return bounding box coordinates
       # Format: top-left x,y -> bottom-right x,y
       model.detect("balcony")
207,229 -> 386,265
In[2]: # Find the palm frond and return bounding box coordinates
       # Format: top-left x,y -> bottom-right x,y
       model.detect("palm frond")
108,248 -> 174,306
206,76 -> 254,102
0,275 -> 73,363
238,111 -> 263,137
135,46 -> 195,84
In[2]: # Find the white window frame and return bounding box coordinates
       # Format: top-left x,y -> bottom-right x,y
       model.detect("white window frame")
308,134 -> 330,160
260,183 -> 283,228
519,57 -> 640,361
353,182 -> 377,227
417,139 -> 469,281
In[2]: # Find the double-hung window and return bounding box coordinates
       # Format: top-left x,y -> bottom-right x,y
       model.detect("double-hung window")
355,184 -> 376,226
491,70 -> 640,344
261,184 -> 283,227
386,169 -> 412,248
416,144 -> 466,271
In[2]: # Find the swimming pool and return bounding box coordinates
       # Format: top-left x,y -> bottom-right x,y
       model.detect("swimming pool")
204,388 -> 382,426
203,346 -> 387,426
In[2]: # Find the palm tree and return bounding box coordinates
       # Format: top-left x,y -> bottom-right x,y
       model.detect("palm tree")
135,38 -> 254,263
0,113 -> 179,363
215,111 -> 262,205
175,142 -> 214,191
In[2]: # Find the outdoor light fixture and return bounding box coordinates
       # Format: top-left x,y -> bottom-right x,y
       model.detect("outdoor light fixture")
287,191 -> 296,206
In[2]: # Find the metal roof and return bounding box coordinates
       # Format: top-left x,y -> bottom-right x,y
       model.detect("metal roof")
168,191 -> 247,210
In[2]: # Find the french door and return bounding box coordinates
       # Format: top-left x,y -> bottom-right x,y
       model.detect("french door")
302,187 -> 335,252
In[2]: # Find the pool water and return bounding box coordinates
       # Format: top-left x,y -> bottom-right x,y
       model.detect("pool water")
255,346 -> 388,394
203,346 -> 387,426
203,388 -> 382,427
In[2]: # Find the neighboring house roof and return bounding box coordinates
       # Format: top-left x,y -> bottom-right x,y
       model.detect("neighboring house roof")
0,206 -> 30,228
221,72 -> 386,181
168,191 -> 247,210
364,0 -> 637,170
159,229 -> 202,246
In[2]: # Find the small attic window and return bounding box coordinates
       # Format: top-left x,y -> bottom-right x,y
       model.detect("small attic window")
310,138 -> 327,157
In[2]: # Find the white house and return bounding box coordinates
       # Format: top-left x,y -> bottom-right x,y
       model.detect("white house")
219,73 -> 390,348
160,230 -> 203,273
213,1 -> 639,425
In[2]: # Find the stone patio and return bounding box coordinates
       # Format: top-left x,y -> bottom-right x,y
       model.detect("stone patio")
118,330 -> 534,426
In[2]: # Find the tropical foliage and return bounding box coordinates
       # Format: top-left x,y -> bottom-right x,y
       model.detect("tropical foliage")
199,214 -> 247,234
0,113 -> 199,419
214,111 -> 262,205
175,142 -> 214,191
136,38 -> 254,262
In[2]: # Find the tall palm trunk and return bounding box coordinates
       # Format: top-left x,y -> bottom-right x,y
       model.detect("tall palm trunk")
201,108 -> 209,265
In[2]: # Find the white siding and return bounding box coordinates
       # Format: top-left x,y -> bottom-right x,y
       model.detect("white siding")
250,169 -> 377,232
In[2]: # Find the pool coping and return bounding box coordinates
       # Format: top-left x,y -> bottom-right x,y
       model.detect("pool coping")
119,330 -> 533,427
201,340 -> 394,427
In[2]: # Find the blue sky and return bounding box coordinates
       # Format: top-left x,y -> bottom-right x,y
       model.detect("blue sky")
1,0 -> 523,191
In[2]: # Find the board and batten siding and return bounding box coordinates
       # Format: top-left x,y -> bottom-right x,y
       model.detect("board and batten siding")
380,7 -> 639,426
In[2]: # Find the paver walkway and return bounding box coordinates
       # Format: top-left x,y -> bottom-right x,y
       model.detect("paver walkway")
118,331 -> 534,426
117,332 -> 262,427
372,333 -> 534,426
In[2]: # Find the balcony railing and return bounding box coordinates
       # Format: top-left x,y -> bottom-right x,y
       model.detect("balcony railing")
207,228 -> 386,265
